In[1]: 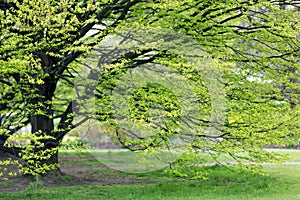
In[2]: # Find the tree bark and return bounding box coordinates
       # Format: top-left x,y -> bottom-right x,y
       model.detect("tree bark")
28,77 -> 61,173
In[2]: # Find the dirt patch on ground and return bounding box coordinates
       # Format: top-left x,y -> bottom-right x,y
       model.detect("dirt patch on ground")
0,153 -> 149,193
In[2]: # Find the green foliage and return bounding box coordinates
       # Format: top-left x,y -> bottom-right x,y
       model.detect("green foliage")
89,0 -> 300,177
59,138 -> 91,150
0,158 -> 19,181
2,132 -> 59,177
1,0 -> 299,180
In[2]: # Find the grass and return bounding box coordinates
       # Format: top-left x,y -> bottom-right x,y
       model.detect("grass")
266,149 -> 300,162
1,149 -> 299,200
0,178 -> 21,189
1,165 -> 300,200
59,150 -> 104,166
59,148 -> 300,168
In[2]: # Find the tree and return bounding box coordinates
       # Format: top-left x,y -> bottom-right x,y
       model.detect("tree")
0,0 -> 299,179
0,0 -> 142,177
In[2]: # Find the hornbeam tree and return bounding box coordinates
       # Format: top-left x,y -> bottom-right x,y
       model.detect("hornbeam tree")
0,0 -> 299,179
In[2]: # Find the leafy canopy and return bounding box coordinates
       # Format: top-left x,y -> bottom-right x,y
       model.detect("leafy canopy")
0,0 -> 299,179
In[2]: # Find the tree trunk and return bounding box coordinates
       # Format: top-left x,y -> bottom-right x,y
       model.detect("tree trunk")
29,78 -> 61,174
31,115 -> 54,136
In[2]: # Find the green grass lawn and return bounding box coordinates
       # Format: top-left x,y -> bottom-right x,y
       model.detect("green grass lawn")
266,149 -> 300,162
1,149 -> 299,200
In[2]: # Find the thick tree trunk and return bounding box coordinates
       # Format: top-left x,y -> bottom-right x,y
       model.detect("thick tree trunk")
29,77 -> 61,174
42,150 -> 62,176
30,115 -> 54,136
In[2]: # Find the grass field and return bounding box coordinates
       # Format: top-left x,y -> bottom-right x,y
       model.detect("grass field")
0,149 -> 299,200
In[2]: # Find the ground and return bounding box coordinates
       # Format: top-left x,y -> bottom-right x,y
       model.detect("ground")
1,149 -> 300,198
0,152 -> 148,193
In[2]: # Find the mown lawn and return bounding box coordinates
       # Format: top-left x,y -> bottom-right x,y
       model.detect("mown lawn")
0,149 -> 299,200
